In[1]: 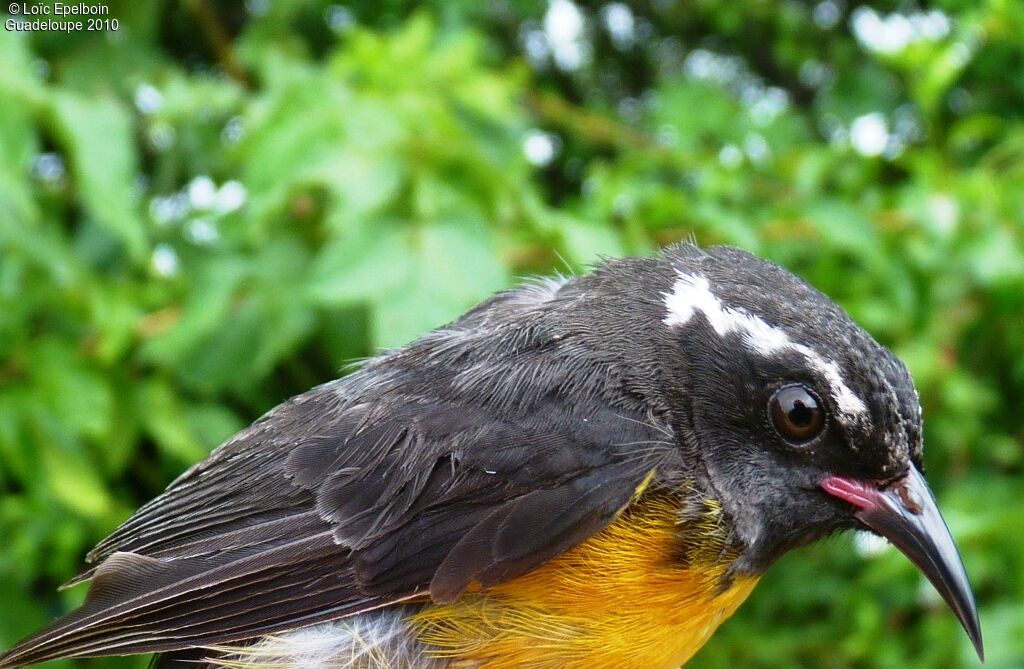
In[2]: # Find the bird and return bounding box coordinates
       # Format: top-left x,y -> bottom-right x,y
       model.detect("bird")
0,243 -> 983,669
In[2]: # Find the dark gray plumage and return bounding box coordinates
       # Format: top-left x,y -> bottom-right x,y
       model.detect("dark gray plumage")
0,243 -> 980,668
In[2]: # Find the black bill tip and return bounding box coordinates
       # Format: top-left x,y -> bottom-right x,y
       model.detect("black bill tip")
822,467 -> 984,662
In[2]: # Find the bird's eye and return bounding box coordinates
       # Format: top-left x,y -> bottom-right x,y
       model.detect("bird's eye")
769,384 -> 825,445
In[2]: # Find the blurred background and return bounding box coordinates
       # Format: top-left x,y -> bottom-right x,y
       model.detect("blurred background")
0,1 -> 1021,668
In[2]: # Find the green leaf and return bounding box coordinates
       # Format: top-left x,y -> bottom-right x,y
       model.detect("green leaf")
139,380 -> 209,464
372,220 -> 511,348
553,215 -> 626,266
48,92 -> 147,261
141,256 -> 248,366
37,430 -> 112,519
310,220 -> 511,348
30,338 -> 114,442
307,222 -> 415,306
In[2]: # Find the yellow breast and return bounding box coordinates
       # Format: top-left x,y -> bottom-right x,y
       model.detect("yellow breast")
410,493 -> 759,669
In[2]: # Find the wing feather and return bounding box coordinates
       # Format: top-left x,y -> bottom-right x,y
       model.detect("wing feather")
0,296 -> 678,668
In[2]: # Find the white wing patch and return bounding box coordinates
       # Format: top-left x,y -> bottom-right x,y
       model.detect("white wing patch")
663,272 -> 868,419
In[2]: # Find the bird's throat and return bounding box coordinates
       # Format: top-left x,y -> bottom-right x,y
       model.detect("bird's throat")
409,492 -> 759,669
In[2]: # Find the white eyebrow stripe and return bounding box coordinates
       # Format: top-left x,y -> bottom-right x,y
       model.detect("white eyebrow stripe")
663,272 -> 868,418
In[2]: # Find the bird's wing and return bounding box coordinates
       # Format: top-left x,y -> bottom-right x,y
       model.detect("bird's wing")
0,367 -> 669,667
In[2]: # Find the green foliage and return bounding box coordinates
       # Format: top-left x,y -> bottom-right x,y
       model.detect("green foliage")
0,1 -> 1022,668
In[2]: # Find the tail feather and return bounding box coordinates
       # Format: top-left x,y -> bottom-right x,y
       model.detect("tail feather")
0,533 -> 413,668
151,647 -> 235,669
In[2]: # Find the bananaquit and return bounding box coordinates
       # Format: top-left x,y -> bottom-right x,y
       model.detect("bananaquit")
0,244 -> 983,669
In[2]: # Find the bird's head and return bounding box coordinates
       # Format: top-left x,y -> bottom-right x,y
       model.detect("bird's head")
643,245 -> 982,659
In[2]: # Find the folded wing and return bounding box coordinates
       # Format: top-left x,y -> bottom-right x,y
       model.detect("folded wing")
0,342 -> 671,668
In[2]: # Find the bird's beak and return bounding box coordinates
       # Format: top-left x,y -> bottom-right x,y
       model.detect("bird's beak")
821,467 -> 984,661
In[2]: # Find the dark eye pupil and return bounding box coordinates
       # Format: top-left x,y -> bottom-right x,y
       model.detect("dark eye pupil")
769,384 -> 825,445
788,400 -> 813,427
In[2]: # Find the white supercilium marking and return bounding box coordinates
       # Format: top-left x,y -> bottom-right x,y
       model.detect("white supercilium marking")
663,272 -> 868,418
